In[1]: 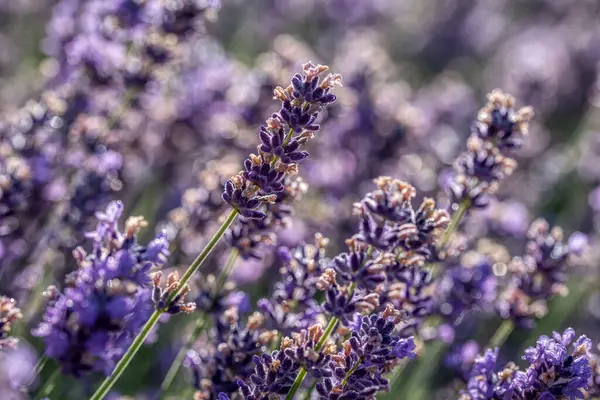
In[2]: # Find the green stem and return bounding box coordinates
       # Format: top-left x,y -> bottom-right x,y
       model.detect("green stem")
488,320 -> 515,349
34,369 -> 60,400
302,381 -> 317,400
166,209 -> 238,305
213,248 -> 240,298
35,355 -> 48,375
438,199 -> 470,251
286,368 -> 308,400
89,209 -> 238,400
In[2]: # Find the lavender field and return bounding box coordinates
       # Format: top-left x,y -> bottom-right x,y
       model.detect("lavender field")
2,0 -> 600,399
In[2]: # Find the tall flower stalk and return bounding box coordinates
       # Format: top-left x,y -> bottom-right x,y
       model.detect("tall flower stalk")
84,62 -> 342,400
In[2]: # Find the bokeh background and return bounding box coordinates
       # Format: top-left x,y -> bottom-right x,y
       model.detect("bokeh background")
2,0 -> 600,398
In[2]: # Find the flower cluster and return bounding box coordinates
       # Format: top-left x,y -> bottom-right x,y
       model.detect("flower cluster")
437,250 -> 498,324
258,233 -> 328,334
316,306 -> 416,399
32,201 -> 170,376
0,296 -> 22,351
227,176 -> 308,260
233,177 -> 448,398
497,219 -> 585,327
186,308 -> 277,398
150,270 -> 196,315
448,90 -> 534,209
319,177 -> 449,327
460,328 -> 594,400
222,62 -> 342,220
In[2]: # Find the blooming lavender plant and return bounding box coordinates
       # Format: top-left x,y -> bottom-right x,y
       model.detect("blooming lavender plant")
33,201 -> 170,376
447,89 -> 534,210
460,328 -> 594,400
3,1 -> 600,400
230,176 -> 448,399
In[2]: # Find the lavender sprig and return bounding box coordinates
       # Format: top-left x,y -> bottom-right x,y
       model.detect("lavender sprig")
232,176 -> 449,399
447,89 -> 534,210
88,62 -> 341,400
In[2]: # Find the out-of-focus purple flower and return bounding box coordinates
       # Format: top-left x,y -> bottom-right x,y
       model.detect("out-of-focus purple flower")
0,341 -> 37,400
448,90 -> 534,210
445,340 -> 480,376
0,296 -> 22,350
497,219 -> 583,327
437,255 -> 498,322
32,201 -> 170,376
258,234 -> 327,334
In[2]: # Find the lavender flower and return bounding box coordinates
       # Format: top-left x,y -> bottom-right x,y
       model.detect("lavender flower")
316,306 -> 416,399
222,62 -> 342,219
319,177 -> 449,327
228,176 -> 308,260
150,270 -> 196,315
513,329 -> 591,399
448,90 -> 534,209
460,328 -> 594,400
497,219 -> 584,327
354,176 -> 450,257
32,201 -> 170,376
437,253 -> 498,323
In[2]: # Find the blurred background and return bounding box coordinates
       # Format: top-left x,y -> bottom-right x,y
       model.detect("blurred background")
2,0 -> 600,398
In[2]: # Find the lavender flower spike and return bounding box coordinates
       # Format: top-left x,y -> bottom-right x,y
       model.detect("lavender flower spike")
222,62 -> 342,219
448,89 -> 534,209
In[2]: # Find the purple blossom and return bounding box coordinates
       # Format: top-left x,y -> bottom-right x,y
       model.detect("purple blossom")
315,307 -> 415,399
32,201 -> 170,376
460,329 -> 594,400
497,219 -> 582,327
448,90 -> 534,209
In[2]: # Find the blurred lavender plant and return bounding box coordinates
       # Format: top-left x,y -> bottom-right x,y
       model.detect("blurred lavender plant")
460,328 -> 594,400
32,200 -> 169,376
447,89 -> 533,210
